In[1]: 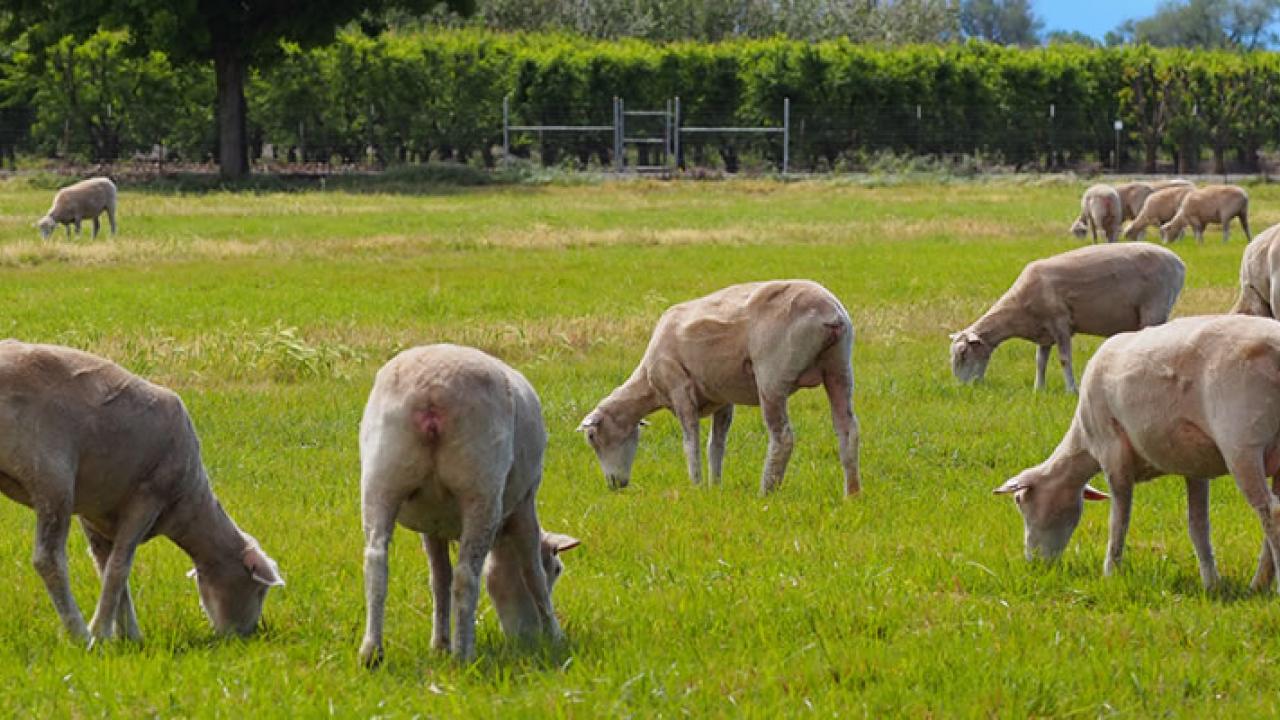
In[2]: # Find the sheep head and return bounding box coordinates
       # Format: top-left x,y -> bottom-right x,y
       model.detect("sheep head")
949,330 -> 993,384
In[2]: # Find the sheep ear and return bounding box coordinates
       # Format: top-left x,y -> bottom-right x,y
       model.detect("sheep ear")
1083,485 -> 1110,502
993,477 -> 1025,495
543,532 -> 581,554
186,567 -> 199,580
576,415 -> 598,432
244,545 -> 285,587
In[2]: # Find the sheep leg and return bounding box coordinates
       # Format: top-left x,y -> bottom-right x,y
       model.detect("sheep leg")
422,534 -> 452,653
358,493 -> 402,668
1185,476 -> 1220,589
822,368 -> 861,496
485,531 -> 543,642
1241,209 -> 1251,241
1227,452 -> 1280,594
1103,478 -> 1134,577
1250,475 -> 1280,591
1034,345 -> 1051,391
759,393 -> 796,495
507,501 -> 562,642
82,522 -> 142,642
32,497 -> 89,643
86,504 -> 158,643
707,404 -> 734,485
671,393 -> 703,485
1194,223 -> 1205,245
1054,331 -> 1077,394
91,216 -> 100,240
451,497 -> 501,663
107,204 -> 117,235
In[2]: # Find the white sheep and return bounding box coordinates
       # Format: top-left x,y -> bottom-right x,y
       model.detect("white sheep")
950,242 -> 1185,393
1231,222 -> 1280,317
995,315 -> 1280,592
1069,184 -> 1122,243
578,279 -> 859,496
1121,184 -> 1194,241
1114,178 -> 1192,221
0,341 -> 283,643
36,177 -> 118,240
357,344 -> 578,665
1160,184 -> 1251,244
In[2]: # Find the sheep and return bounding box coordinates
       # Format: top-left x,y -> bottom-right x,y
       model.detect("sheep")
578,279 -> 859,497
994,315 -> 1280,593
357,344 -> 578,665
949,242 -> 1185,393
1114,178 -> 1193,221
1069,184 -> 1123,243
0,341 -> 283,644
1232,223 -> 1280,318
36,177 -> 117,241
1160,184 -> 1251,244
1122,184 -> 1194,241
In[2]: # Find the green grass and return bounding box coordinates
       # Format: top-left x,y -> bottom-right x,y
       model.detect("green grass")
0,176 -> 1276,716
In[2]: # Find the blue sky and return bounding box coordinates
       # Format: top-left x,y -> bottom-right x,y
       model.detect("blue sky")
1036,0 -> 1163,40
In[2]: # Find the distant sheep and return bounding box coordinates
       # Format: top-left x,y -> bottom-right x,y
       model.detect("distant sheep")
950,243 -> 1185,393
1161,184 -> 1251,244
358,344 -> 578,665
36,177 -> 117,240
579,279 -> 859,496
1069,184 -> 1122,243
0,341 -> 283,644
1114,179 -> 1192,221
1122,184 -> 1194,241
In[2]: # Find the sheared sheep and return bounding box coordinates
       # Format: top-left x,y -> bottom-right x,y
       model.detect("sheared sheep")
1231,222 -> 1280,317
579,279 -> 859,496
358,344 -> 578,665
950,243 -> 1184,393
1069,184 -> 1122,243
0,341 -> 283,644
1122,184 -> 1194,241
995,315 -> 1280,592
36,177 -> 117,241
1160,184 -> 1251,244
1114,179 -> 1193,221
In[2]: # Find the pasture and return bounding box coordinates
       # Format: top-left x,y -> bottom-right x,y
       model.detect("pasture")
0,176 -> 1275,716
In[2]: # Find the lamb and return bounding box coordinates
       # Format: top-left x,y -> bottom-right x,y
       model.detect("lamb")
36,177 -> 118,240
0,341 -> 283,644
1114,178 -> 1192,221
994,315 -> 1280,593
1160,184 -> 1251,244
357,344 -> 579,665
949,242 -> 1185,393
1232,222 -> 1280,318
1069,184 -> 1122,243
578,279 -> 859,497
1122,184 -> 1194,241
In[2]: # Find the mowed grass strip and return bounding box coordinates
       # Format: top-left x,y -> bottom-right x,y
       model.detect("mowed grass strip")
0,177 -> 1276,716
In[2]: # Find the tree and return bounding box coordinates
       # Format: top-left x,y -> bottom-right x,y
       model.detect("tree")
959,0 -> 1043,46
4,0 -> 472,179
1109,0 -> 1280,49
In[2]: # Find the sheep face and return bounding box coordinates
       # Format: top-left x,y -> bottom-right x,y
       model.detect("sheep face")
1069,218 -> 1087,238
191,538 -> 284,636
949,331 -> 993,384
540,531 -> 581,594
36,216 -> 56,240
994,473 -> 1108,561
578,411 -> 641,490
1159,220 -> 1185,243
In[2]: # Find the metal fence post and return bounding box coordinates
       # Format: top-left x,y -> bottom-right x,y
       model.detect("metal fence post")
783,97 -> 790,174
502,95 -> 510,163
674,96 -> 681,170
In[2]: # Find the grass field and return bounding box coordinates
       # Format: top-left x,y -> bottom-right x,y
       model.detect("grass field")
0,175 -> 1275,717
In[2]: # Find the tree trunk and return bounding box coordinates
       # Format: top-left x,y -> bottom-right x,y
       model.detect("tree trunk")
214,45 -> 249,180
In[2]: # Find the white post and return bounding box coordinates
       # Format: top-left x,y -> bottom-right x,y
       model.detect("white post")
674,96 -> 681,170
782,97 -> 790,175
502,95 -> 510,163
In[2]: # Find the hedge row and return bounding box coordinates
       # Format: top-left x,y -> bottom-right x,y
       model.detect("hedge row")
5,29 -> 1280,173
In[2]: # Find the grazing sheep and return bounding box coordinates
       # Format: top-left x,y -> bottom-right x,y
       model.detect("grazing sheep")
995,315 -> 1280,592
1160,184 -> 1251,244
1114,179 -> 1193,221
950,243 -> 1185,393
0,341 -> 283,644
1122,185 -> 1194,241
1069,184 -> 1122,243
358,344 -> 578,665
36,177 -> 117,241
1233,223 -> 1280,318
579,279 -> 859,496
